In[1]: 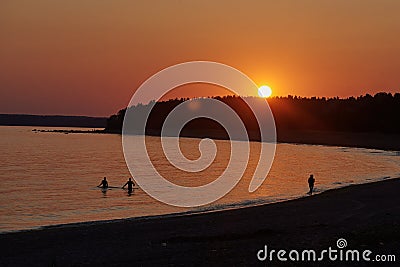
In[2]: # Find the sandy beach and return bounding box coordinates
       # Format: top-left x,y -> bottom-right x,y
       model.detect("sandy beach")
1,178 -> 399,266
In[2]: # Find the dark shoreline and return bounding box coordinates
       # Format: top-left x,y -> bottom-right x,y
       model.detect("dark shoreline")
34,128 -> 400,151
1,178 -> 399,266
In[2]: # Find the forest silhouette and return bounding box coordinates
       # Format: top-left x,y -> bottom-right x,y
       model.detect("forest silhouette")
105,92 -> 400,149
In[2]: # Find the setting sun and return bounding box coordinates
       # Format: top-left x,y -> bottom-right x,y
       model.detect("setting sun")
258,85 -> 272,98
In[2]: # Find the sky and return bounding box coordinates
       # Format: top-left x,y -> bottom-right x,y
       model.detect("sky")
0,0 -> 399,116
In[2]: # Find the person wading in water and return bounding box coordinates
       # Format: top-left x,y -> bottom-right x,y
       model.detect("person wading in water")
122,177 -> 135,194
308,174 -> 315,194
98,177 -> 109,189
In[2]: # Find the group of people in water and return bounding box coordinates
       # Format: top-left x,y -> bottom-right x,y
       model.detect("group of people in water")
99,175 -> 316,195
97,177 -> 136,194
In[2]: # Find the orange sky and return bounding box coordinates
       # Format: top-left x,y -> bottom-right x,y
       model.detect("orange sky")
0,0 -> 399,116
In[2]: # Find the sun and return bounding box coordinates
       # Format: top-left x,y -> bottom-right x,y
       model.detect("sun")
258,85 -> 272,98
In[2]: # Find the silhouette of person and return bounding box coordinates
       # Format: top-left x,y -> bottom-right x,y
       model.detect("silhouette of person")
122,177 -> 135,194
98,177 -> 108,189
308,174 -> 315,194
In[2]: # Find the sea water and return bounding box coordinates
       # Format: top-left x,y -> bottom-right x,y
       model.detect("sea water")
0,126 -> 399,232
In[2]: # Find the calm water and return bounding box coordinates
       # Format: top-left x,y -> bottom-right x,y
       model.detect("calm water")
0,126 -> 399,232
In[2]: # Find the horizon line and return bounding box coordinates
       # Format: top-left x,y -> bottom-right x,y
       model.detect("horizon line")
1,91 -> 397,118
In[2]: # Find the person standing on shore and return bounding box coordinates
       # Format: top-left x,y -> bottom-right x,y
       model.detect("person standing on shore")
122,177 -> 135,194
308,174 -> 315,194
98,177 -> 109,189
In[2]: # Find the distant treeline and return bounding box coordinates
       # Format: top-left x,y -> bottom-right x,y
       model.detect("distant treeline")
0,114 -> 107,128
105,92 -> 400,137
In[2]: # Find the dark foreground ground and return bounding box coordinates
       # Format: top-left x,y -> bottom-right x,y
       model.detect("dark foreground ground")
1,179 -> 399,267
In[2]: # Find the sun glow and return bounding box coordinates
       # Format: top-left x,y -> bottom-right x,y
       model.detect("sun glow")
258,85 -> 272,98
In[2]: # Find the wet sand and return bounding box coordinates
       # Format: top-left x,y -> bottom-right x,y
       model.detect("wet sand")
1,178 -> 399,266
